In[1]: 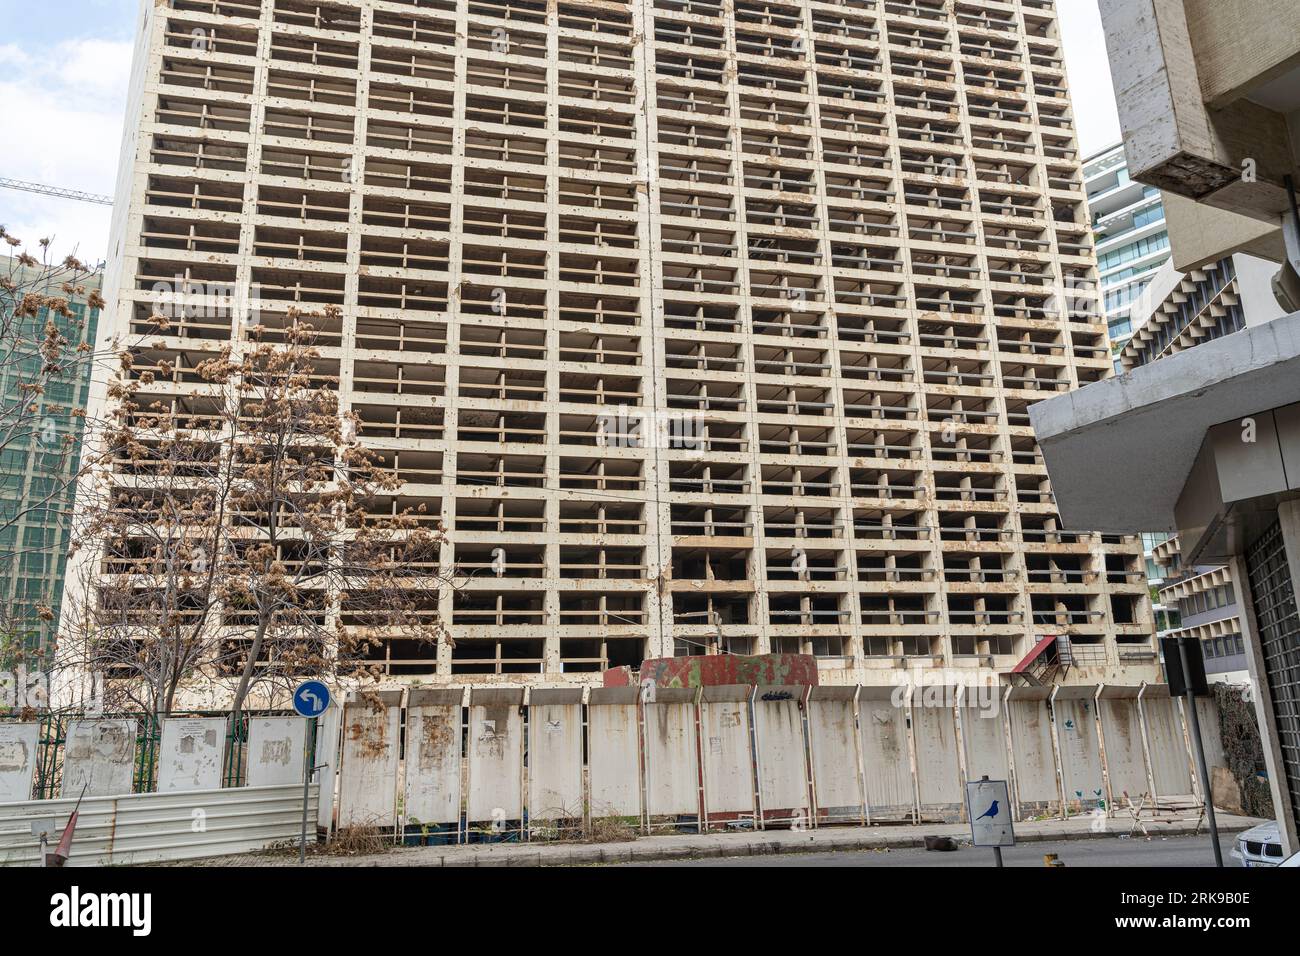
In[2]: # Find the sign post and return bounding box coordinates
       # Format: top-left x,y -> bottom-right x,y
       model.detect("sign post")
292,680 -> 331,864
966,776 -> 1014,867
1162,635 -> 1221,867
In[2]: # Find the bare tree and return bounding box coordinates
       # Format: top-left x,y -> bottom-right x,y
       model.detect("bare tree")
61,306 -> 451,720
0,229 -> 106,668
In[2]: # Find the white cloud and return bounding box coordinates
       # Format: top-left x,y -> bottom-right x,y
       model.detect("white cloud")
0,36 -> 132,263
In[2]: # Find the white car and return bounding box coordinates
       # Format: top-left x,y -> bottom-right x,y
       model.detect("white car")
1232,822 -> 1289,867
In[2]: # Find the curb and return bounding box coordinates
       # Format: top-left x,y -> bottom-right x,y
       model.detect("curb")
407,819 -> 1249,867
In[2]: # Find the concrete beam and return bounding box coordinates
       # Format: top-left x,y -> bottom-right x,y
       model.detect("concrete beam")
1100,0 -> 1297,223
1030,310 -> 1300,534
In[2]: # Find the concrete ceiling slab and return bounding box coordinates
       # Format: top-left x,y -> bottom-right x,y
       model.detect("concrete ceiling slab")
1029,310 -> 1300,533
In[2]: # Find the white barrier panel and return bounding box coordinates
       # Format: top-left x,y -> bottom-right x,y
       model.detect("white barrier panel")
1053,690 -> 1104,806
404,688 -> 463,828
588,687 -> 641,819
246,716 -> 307,788
1196,696 -> 1226,771
0,723 -> 39,802
0,784 -> 318,866
467,688 -> 524,822
1098,689 -> 1147,799
753,686 -> 809,822
314,702 -> 341,831
858,688 -> 913,819
1143,689 -> 1194,797
527,689 -> 584,821
1007,690 -> 1057,806
913,691 -> 962,810
62,719 -> 136,797
700,685 -> 755,823
807,687 -> 863,823
338,691 -> 402,828
642,687 -> 696,820
158,717 -> 226,793
960,699 -> 1009,784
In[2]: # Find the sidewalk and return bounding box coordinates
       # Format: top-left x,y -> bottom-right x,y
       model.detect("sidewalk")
190,809 -> 1263,867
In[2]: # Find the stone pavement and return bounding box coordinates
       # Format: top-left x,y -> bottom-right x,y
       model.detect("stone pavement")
181,808 -> 1264,867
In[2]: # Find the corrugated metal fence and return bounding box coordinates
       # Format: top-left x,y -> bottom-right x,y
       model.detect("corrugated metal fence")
0,682 -> 1222,855
336,681 -> 1217,841
0,784 -> 319,866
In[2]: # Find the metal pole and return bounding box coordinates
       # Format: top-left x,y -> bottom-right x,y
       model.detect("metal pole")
299,718 -> 313,865
1176,636 -> 1222,867
981,775 -> 1004,867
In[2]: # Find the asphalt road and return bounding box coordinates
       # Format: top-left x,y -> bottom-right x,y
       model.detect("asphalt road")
621,833 -> 1241,867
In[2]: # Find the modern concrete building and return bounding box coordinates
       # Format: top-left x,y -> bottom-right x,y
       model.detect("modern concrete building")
74,0 -> 1159,693
1118,254 -> 1283,677
1087,242 -> 1286,686
0,261 -> 100,660
1082,142 -> 1170,365
1036,0 -> 1300,853
1117,254 -> 1285,374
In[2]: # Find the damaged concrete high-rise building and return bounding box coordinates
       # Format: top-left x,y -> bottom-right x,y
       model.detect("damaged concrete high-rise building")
69,0 -> 1159,692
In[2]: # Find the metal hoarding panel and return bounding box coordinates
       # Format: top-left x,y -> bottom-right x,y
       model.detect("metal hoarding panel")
588,687 -> 641,819
62,719 -> 136,798
467,688 -> 524,822
157,717 -> 226,793
1098,694 -> 1147,798
527,689 -> 584,822
753,686 -> 808,819
404,688 -> 462,828
961,706 -> 1009,783
700,686 -> 754,819
643,687 -> 697,819
1007,697 -> 1058,805
858,694 -> 913,817
338,692 -> 402,827
914,696 -> 962,809
807,688 -> 862,820
1143,692 -> 1194,797
1054,696 -> 1104,806
314,702 -> 341,830
0,723 -> 39,802
246,716 -> 307,788
1195,696 -> 1227,771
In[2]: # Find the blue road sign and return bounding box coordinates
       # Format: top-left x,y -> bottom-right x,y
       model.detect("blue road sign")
292,680 -> 331,718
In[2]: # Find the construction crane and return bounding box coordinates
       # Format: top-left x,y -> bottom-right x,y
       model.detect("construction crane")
0,177 -> 112,206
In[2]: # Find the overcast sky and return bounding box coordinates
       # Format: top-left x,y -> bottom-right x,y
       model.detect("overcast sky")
0,0 -> 1124,264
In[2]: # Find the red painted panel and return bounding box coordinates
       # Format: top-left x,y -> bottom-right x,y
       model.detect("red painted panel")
602,654 -> 819,688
